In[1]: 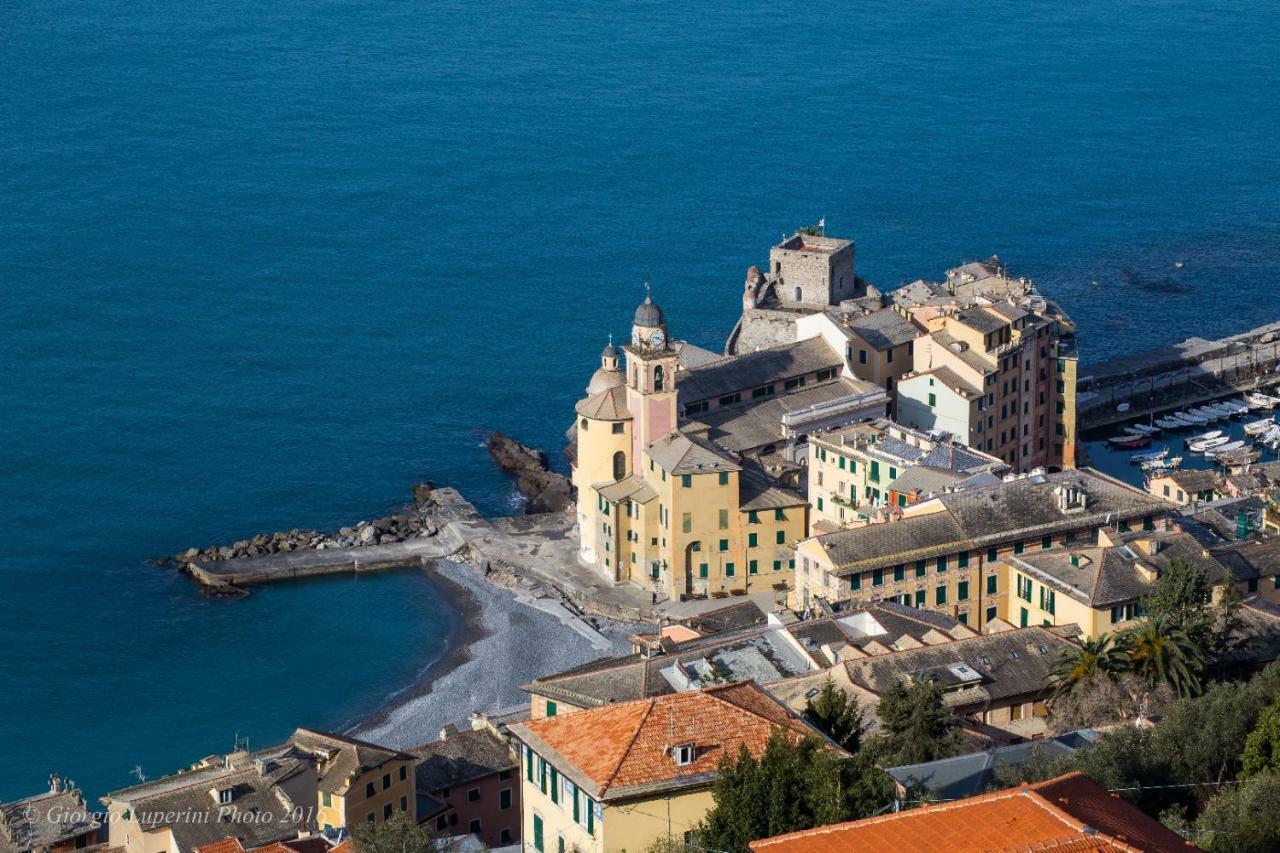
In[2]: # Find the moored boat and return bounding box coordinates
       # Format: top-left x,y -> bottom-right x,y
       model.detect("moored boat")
1108,434 -> 1151,449
1189,436 -> 1230,453
1244,417 -> 1275,436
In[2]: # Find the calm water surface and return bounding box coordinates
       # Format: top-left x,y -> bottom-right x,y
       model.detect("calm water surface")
2,0 -> 1279,799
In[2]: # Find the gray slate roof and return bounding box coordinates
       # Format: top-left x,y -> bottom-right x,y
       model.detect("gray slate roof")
845,626 -> 1076,706
409,729 -> 516,794
290,729 -> 413,796
698,379 -> 869,453
676,337 -> 841,404
646,430 -> 740,475
887,730 -> 1097,800
1,788 -> 100,852
815,470 -> 1169,575
847,310 -> 921,351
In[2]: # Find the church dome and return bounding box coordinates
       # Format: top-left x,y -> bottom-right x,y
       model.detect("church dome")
586,365 -> 624,395
633,294 -> 664,328
601,342 -> 619,360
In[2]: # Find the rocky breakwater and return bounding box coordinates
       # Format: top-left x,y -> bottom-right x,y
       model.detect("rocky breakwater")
164,482 -> 445,568
486,432 -> 572,513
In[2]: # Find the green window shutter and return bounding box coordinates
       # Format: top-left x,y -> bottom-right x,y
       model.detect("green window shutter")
914,589 -> 925,606
1042,535 -> 1052,549
987,546 -> 998,562
572,784 -> 579,822
928,392 -> 936,407
849,459 -> 857,473
540,757 -> 547,794
817,497 -> 824,511
776,530 -> 785,544
534,814 -> 544,851
587,798 -> 595,836
936,585 -> 947,605
748,532 -> 758,547
958,551 -> 969,568
550,767 -> 559,804
1020,607 -> 1029,627
718,472 -> 729,485
872,568 -> 883,586
749,560 -> 758,574
526,746 -> 534,782
893,564 -> 904,582
773,560 -> 782,571
958,581 -> 969,601
986,574 -> 997,595
889,467 -> 897,480
719,538 -> 729,552
725,562 -> 735,577
774,508 -> 784,521
870,461 -> 880,482
915,560 -> 926,577
851,573 -> 861,590
681,474 -> 691,487
1014,540 -> 1024,554
936,555 -> 947,572
546,700 -> 557,717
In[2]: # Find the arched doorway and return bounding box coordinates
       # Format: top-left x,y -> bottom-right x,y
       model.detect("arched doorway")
684,540 -> 702,600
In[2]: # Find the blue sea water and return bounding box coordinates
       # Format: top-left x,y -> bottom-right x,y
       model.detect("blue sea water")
3,0 -> 1280,801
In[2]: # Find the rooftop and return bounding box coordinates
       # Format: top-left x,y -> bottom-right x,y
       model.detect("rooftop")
409,727 -> 516,793
885,731 -> 1098,801
774,233 -> 852,255
1,786 -> 100,852
290,728 -> 414,796
646,429 -> 741,475
511,682 -> 830,801
676,337 -> 842,405
847,309 -> 921,350
749,771 -> 1194,852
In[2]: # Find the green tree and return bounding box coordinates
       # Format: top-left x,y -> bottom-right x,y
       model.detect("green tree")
1048,671 -> 1175,734
804,679 -> 866,752
870,678 -> 960,766
351,813 -> 438,853
1241,695 -> 1280,777
1122,616 -> 1204,698
1146,556 -> 1213,630
1196,771 -> 1280,852
1049,634 -> 1127,700
697,730 -> 890,853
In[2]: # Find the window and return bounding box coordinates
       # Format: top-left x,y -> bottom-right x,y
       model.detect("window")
383,803 -> 393,820
987,546 -> 998,562
400,796 -> 407,812
399,765 -> 407,781
550,767 -> 559,804
873,568 -> 883,586
501,830 -> 513,845
1040,587 -> 1056,615
322,792 -> 332,807
958,581 -> 969,601
654,365 -> 665,391
928,392 -> 936,407
838,456 -> 846,470
469,819 -> 481,835
870,461 -> 880,482
719,538 -> 729,552
776,530 -> 786,544
986,574 -> 997,595
748,532 -> 758,547
773,560 -> 782,571
817,497 -> 824,511
718,472 -> 730,486
699,563 -> 708,578
681,512 -> 691,533
1013,540 -> 1024,555
915,589 -> 926,607
1020,607 -> 1029,627
1042,535 -> 1052,550
936,555 -> 947,573
681,474 -> 692,488
719,392 -> 740,406
785,377 -> 807,391
893,564 -> 905,582
547,700 -> 557,717
775,509 -> 785,521
915,560 -> 926,577
851,573 -> 861,590
365,782 -> 375,798
859,349 -> 867,364
725,563 -> 735,577
986,606 -> 998,623
500,788 -> 512,810
719,509 -> 729,529
958,551 -> 969,568
612,422 -> 624,434
533,814 -> 544,852
935,585 -> 948,605
675,744 -> 695,765
218,788 -> 234,805
749,560 -> 758,574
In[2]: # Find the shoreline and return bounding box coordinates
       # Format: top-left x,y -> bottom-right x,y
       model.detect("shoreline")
348,557 -> 634,748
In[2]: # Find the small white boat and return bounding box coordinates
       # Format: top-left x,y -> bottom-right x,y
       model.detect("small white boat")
1188,429 -> 1224,443
1130,447 -> 1169,464
1244,417 -> 1275,436
1205,403 -> 1236,418
1190,436 -> 1231,453
1116,402 -> 1131,413
1206,439 -> 1246,457
1247,392 -> 1279,409
1156,416 -> 1189,430
1194,406 -> 1226,421
1130,423 -> 1160,435
1177,410 -> 1209,425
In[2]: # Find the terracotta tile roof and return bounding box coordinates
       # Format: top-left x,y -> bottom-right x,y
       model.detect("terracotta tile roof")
512,682 -> 830,800
749,772 -> 1194,852
193,840 -> 246,853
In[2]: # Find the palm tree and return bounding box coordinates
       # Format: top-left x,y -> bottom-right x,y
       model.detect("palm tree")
1050,634 -> 1127,701
1121,616 -> 1204,698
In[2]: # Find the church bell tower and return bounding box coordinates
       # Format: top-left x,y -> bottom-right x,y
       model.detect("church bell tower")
624,286 -> 679,475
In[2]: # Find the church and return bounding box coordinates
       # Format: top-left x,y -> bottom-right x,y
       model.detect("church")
569,284 -> 889,602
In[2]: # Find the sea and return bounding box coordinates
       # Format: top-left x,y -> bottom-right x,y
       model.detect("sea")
3,0 -> 1279,802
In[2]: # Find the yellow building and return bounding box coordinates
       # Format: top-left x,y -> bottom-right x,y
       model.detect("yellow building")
289,729 -> 416,831
573,292 -> 885,602
793,469 -> 1171,627
509,682 -> 836,853
1147,468 -> 1219,508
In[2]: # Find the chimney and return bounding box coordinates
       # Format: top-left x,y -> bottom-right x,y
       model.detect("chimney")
440,723 -> 459,740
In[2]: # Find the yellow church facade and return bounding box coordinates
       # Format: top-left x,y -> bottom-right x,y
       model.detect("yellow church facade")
572,294 -> 806,602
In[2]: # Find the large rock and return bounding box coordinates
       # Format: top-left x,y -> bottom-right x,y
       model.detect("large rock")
486,432 -> 572,514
